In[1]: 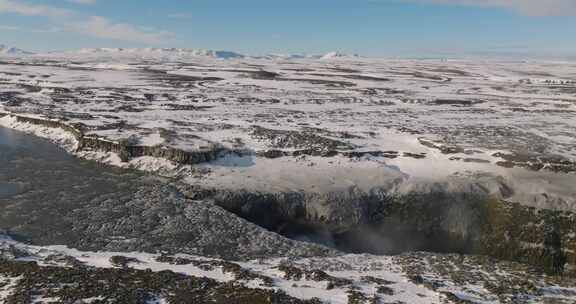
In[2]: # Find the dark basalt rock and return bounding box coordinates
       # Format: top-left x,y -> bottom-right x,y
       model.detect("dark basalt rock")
376,286 -> 395,295
0,245 -> 30,260
432,99 -> 486,106
250,125 -> 355,151
0,259 -> 320,304
418,138 -> 464,154
493,152 -> 576,173
441,292 -> 475,304
154,255 -> 275,286
79,135 -> 226,164
361,276 -> 395,286
257,149 -> 403,160
449,157 -> 491,164
184,185 -> 576,275
277,265 -> 352,288
245,70 -> 280,80
44,254 -> 85,268
403,152 -> 426,159
160,103 -> 215,111
110,255 -> 142,268
346,290 -> 378,304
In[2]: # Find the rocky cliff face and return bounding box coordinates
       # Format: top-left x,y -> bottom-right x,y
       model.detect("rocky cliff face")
4,114 -> 228,165
178,183 -> 576,276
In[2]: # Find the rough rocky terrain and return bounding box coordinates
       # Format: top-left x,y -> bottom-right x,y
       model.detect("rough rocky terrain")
0,126 -> 331,261
1,52 -> 576,303
1,235 -> 576,304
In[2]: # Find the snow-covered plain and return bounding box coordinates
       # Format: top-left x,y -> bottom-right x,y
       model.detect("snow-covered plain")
1,51 -> 576,303
1,54 -> 575,210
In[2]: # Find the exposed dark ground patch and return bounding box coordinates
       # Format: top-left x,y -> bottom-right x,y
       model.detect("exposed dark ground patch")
0,260 -> 320,304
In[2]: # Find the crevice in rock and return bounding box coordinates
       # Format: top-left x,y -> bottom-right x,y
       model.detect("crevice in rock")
181,185 -> 576,275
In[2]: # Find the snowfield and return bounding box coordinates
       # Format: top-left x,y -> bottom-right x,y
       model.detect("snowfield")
0,54 -> 575,210
1,51 -> 576,303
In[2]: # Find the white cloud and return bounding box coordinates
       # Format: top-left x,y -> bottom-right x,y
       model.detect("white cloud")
66,16 -> 175,44
168,13 -> 192,19
67,0 -> 97,4
0,24 -> 61,33
0,0 -> 71,17
410,0 -> 576,16
0,0 -> 175,44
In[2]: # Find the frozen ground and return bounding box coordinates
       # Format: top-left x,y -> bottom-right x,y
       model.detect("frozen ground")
1,53 -> 576,303
1,234 -> 575,304
0,55 -> 575,211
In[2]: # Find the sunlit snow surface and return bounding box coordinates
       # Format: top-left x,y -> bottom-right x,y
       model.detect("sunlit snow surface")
1,53 -> 576,302
1,55 -> 576,210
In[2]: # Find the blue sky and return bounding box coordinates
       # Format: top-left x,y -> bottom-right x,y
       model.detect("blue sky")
0,0 -> 575,57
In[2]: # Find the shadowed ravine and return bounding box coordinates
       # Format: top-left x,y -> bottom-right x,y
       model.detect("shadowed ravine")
181,185 -> 575,275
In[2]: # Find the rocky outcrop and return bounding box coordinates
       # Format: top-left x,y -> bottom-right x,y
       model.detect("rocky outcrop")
493,152 -> 576,173
79,135 -> 225,164
257,149 -> 424,159
5,114 -> 83,138
2,113 -> 227,165
477,198 -> 575,275
250,125 -> 355,151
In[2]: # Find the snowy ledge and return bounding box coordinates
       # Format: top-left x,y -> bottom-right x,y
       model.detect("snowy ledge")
0,111 -> 206,175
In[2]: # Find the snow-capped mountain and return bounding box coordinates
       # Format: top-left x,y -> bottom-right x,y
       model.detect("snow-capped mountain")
252,52 -> 362,61
37,47 -> 365,61
0,45 -> 32,56
60,48 -> 245,60
1,45 -> 363,61
320,51 -> 360,60
254,53 -> 311,60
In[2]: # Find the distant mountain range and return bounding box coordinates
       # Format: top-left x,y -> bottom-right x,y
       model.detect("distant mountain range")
63,48 -> 361,60
70,48 -> 246,59
0,44 -> 361,60
319,51 -> 360,60
0,45 -> 32,55
254,52 -> 360,60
